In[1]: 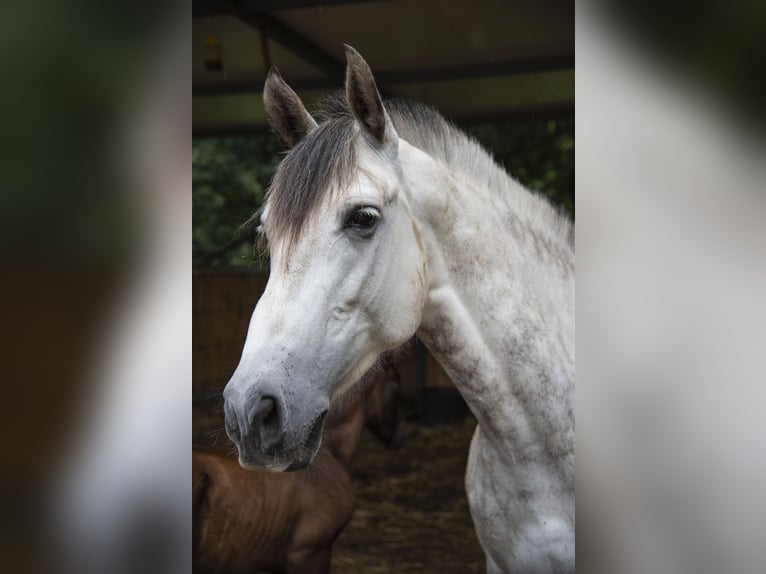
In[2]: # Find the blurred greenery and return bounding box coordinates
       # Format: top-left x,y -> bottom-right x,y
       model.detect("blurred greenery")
193,118 -> 574,268
192,136 -> 281,268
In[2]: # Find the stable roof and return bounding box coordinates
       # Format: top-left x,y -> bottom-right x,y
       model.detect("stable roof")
192,1 -> 574,136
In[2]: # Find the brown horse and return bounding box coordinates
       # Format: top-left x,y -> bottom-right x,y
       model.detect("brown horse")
193,362 -> 404,574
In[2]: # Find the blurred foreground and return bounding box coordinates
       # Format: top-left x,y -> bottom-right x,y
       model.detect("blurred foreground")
0,2 -> 190,573
577,2 -> 766,573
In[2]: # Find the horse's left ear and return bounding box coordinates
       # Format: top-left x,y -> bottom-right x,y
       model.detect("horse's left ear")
344,45 -> 397,152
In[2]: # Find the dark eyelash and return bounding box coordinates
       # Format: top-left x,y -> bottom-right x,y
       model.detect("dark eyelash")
344,206 -> 379,230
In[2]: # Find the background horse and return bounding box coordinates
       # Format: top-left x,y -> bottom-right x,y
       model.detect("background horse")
195,362 -> 404,574
223,46 -> 574,573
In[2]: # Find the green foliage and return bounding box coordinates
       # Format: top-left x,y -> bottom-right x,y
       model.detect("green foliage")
192,135 -> 280,268
193,119 -> 574,268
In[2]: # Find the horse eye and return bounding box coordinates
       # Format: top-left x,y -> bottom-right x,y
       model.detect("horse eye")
345,206 -> 379,231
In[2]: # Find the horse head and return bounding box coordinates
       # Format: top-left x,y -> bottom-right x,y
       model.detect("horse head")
223,46 -> 427,471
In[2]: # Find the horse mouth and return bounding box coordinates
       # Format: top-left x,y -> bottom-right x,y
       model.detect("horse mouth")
238,409 -> 328,472
284,410 -> 327,472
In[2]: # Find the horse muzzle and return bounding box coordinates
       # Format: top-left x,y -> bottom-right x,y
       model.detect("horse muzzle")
222,384 -> 328,472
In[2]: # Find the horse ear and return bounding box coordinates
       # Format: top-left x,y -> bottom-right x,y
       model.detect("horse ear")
263,68 -> 318,148
344,45 -> 396,149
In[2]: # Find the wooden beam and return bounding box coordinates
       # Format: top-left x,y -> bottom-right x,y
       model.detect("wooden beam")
193,0 -> 236,18
193,124 -> 273,138
192,101 -> 575,138
193,3 -> 347,81
193,75 -> 328,96
192,0 -> 346,80
237,10 -> 345,79
377,55 -> 574,84
193,54 -> 574,96
452,101 -> 575,125
193,0 -> 380,18
241,0 -> 378,11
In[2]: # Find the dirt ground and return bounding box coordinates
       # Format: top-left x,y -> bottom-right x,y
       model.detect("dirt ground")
193,402 -> 485,573
331,418 -> 485,573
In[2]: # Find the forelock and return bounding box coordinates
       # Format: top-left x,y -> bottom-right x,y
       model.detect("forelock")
265,111 -> 357,251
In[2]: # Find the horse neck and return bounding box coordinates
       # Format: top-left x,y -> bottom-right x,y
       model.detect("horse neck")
403,142 -> 575,455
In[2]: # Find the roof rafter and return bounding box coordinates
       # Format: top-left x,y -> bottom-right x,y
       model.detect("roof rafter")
236,10 -> 345,80
193,54 -> 574,96
192,100 -> 574,138
193,0 -> 378,18
193,1 -> 347,82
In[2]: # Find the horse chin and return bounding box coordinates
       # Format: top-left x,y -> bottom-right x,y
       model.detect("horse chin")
240,410 -> 327,473
239,446 -> 318,473
283,410 -> 326,472
239,458 -> 290,473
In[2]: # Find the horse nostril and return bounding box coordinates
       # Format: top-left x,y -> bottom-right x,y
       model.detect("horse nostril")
223,400 -> 240,442
262,400 -> 278,428
252,396 -> 284,451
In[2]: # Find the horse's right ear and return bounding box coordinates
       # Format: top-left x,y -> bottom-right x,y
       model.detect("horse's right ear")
263,68 -> 317,148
